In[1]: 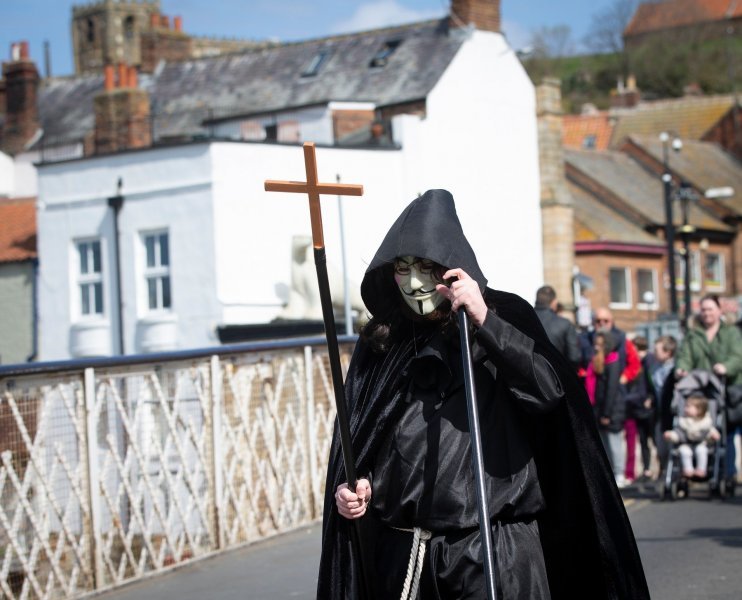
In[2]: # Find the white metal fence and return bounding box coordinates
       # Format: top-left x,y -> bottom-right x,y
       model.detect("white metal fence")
0,338 -> 353,598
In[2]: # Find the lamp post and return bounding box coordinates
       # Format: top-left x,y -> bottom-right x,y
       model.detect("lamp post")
676,182 -> 696,325
660,132 -> 682,316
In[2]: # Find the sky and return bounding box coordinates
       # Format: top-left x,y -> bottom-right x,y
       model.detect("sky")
0,0 -> 619,77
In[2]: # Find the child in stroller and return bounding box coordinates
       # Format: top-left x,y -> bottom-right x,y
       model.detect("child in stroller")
661,369 -> 728,499
663,393 -> 720,478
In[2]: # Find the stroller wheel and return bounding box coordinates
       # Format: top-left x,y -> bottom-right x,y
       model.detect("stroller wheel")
670,481 -> 679,500
718,478 -> 727,499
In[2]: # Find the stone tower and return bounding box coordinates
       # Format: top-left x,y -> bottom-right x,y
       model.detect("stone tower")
537,78 -> 575,309
72,0 -> 161,75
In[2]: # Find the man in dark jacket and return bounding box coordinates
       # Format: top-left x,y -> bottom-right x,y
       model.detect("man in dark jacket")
317,189 -> 649,599
534,285 -> 580,369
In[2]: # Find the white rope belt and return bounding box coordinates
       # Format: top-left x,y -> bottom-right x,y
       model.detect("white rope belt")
394,526 -> 432,600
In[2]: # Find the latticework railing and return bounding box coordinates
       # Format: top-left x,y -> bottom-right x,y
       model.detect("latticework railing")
0,338 -> 353,598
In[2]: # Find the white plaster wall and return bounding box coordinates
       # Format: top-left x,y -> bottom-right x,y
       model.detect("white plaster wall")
0,151 -> 13,196
13,151 -> 39,197
37,144 -> 220,360
392,30 -> 543,302
209,142 -> 407,325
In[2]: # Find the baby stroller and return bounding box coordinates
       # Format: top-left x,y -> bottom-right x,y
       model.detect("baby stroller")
660,369 -> 730,500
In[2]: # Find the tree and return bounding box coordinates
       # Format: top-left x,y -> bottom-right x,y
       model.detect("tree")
583,0 -> 638,55
530,25 -> 575,59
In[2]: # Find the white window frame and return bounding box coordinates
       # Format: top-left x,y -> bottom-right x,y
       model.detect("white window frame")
608,266 -> 632,309
636,267 -> 659,310
675,250 -> 702,292
74,238 -> 105,320
139,230 -> 172,314
704,252 -> 725,291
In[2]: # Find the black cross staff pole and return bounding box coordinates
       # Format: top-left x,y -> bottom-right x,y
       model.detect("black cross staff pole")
264,142 -> 372,600
458,309 -> 498,600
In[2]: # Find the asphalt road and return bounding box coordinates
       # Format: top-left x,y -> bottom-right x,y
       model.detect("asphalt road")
96,482 -> 742,600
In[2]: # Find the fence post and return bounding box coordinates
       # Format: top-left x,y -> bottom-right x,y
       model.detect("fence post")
83,367 -> 104,589
304,346 -> 319,518
210,355 -> 225,550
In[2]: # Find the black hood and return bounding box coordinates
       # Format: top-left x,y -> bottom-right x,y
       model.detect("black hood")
361,189 -> 487,317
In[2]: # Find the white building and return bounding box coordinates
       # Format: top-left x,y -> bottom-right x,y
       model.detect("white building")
30,0 -> 543,360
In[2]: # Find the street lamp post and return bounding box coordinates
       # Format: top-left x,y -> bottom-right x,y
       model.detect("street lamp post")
677,182 -> 696,325
660,132 -> 682,316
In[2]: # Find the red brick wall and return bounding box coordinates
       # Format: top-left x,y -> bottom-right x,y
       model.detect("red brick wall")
332,110 -> 375,142
450,0 -> 500,32
703,108 -> 742,161
140,30 -> 192,73
0,59 -> 39,155
576,240 -> 736,332
94,88 -> 151,154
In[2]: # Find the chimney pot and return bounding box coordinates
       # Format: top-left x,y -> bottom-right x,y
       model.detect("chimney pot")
174,16 -> 183,32
150,13 -> 159,28
117,62 -> 127,88
128,65 -> 138,89
104,64 -> 115,91
20,41 -> 30,60
160,15 -> 170,29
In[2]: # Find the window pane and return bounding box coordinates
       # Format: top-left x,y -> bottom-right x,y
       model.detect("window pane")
79,243 -> 89,274
637,269 -> 655,301
705,253 -> 723,287
162,276 -> 171,308
146,236 -> 156,268
81,284 -> 90,315
609,268 -> 628,304
93,282 -> 103,313
148,278 -> 157,309
159,233 -> 169,266
92,241 -> 101,273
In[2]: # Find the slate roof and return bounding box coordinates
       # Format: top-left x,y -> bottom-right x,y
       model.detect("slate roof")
570,181 -> 660,244
0,197 -> 37,263
565,148 -> 731,232
627,134 -> 742,216
562,112 -> 614,151
624,0 -> 742,37
37,18 -> 465,146
609,94 -> 735,148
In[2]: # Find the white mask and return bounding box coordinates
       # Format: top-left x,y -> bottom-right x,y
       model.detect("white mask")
394,255 -> 445,316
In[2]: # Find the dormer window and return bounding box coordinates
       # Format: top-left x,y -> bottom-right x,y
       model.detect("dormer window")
302,49 -> 331,77
369,40 -> 402,68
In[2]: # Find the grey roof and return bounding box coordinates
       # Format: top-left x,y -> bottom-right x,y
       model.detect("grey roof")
565,148 -> 731,232
37,18 -> 465,146
569,181 -> 660,245
627,135 -> 742,216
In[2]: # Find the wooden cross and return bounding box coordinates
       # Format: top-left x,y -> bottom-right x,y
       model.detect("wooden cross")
264,142 -> 364,249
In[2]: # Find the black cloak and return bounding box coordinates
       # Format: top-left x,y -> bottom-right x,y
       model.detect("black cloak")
317,189 -> 649,599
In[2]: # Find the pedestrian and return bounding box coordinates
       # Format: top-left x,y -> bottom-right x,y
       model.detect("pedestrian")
534,285 -> 581,369
624,336 -> 655,481
579,308 -> 641,484
652,335 -> 678,478
317,189 -> 648,599
587,331 -> 628,487
676,295 -> 742,490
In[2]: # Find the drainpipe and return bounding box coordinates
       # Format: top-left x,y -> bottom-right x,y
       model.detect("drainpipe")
25,258 -> 39,362
108,178 -> 125,356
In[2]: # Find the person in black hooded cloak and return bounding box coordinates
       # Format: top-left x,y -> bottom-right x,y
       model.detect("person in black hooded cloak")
316,189 -> 649,599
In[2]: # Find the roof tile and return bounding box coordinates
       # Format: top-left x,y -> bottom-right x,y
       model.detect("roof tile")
0,198 -> 37,263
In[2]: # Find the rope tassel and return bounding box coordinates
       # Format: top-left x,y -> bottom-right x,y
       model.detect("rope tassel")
400,527 -> 432,600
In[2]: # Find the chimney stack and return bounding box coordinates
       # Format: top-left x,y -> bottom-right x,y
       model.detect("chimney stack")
1,41 -> 41,156
450,0 -> 501,32
174,16 -> 183,33
94,63 -> 151,154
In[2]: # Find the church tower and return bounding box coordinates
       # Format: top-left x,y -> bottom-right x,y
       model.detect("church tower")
71,0 -> 161,75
